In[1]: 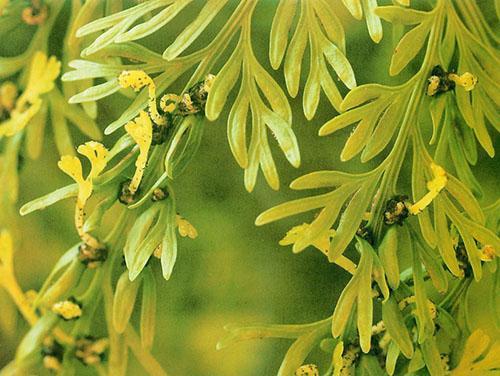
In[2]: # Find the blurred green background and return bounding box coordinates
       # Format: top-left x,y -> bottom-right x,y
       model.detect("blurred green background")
0,1 -> 497,375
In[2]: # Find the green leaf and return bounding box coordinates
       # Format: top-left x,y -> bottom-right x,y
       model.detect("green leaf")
382,296 -> 414,359
227,85 -> 249,168
332,274 -> 359,338
417,242 -> 448,294
433,198 -> 461,277
20,185 -> 78,216
277,324 -> 329,376
357,355 -> 385,375
160,198 -> 177,280
115,0 -> 191,43
356,239 -> 374,353
290,171 -> 360,190
15,314 -> 59,361
361,96 -> 403,162
322,39 -> 356,89
378,226 -> 400,290
341,0 -> 362,20
420,337 -> 445,376
283,8 -> 308,97
69,79 -> 121,103
162,0 -> 228,60
113,271 -> 142,334
340,117 -> 375,161
363,0 -> 382,43
140,267 -> 157,350
255,192 -> 339,226
269,0 -> 297,69
123,205 -> 163,281
390,21 -> 431,76
328,176 -> 379,262
412,244 -> 435,343
205,45 -> 242,121
375,6 -> 429,25
385,341 -> 400,375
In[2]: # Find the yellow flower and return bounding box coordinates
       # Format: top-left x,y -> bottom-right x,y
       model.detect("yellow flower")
0,51 -> 60,136
58,141 -> 108,205
176,215 -> 198,239
52,299 -> 82,320
449,72 -> 478,91
408,163 -> 447,215
58,141 -> 108,248
480,244 -> 497,262
450,330 -> 499,375
118,70 -> 166,126
124,111 -> 153,194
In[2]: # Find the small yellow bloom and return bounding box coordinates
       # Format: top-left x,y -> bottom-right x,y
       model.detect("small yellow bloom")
124,111 -> 153,194
58,141 -> 108,248
448,72 -> 478,91
176,215 -> 198,239
295,364 -> 319,376
0,52 -> 60,136
408,163 -> 447,215
480,244 -> 496,262
118,70 -> 166,126
52,299 -> 82,320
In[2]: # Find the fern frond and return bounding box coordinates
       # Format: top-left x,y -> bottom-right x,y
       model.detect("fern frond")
270,0 -> 355,118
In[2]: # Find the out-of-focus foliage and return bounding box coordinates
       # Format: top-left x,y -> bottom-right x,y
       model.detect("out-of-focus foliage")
0,0 -> 498,375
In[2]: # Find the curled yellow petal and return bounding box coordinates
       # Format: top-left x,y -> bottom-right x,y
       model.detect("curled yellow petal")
408,163 -> 447,215
118,70 -> 166,125
125,111 -> 152,194
77,141 -> 109,179
58,142 -> 108,248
